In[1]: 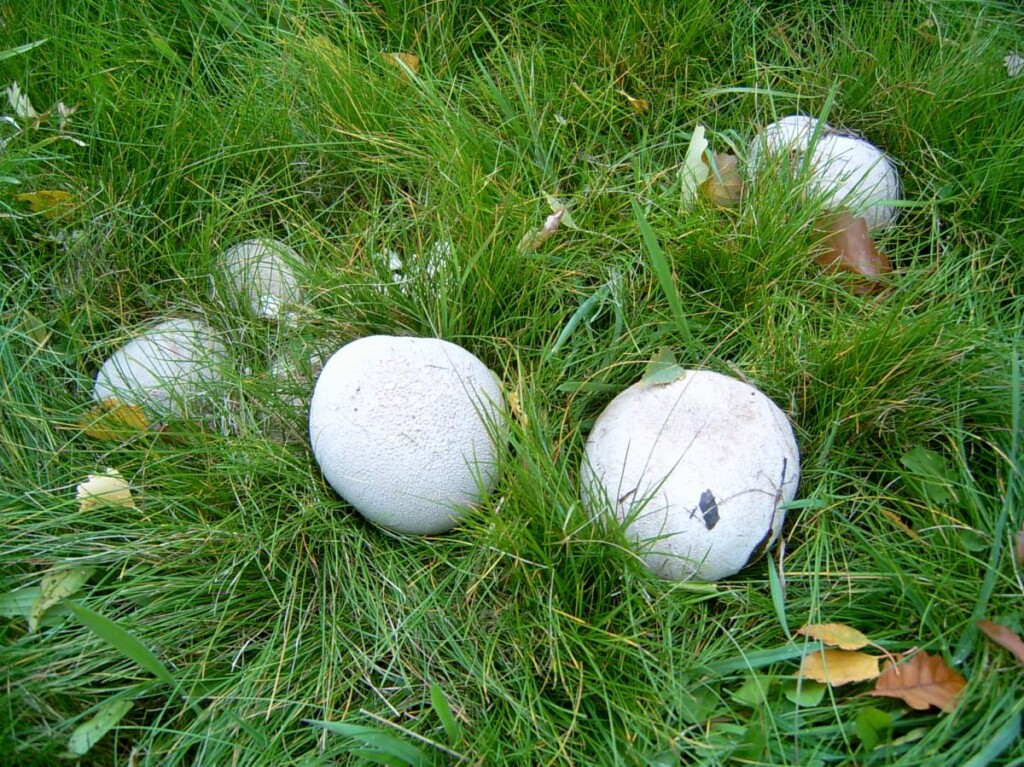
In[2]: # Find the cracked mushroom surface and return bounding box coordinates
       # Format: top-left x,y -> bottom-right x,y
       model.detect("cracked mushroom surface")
581,369 -> 800,582
309,335 -> 505,535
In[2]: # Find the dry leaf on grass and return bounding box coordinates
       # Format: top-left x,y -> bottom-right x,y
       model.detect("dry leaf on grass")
978,620 -> 1024,665
76,468 -> 137,512
79,398 -> 149,440
797,623 -> 870,651
702,152 -> 743,208
815,211 -> 891,294
800,648 -> 880,686
380,52 -> 420,80
617,89 -> 649,112
1015,526 -> 1024,566
15,190 -> 74,218
869,651 -> 966,713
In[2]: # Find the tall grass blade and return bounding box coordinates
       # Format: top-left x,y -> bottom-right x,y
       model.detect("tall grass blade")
65,600 -> 177,687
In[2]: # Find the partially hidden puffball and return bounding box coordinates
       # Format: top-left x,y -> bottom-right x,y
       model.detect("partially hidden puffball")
581,370 -> 800,582
93,318 -> 228,420
220,238 -> 304,318
309,335 -> 506,535
747,114 -> 900,231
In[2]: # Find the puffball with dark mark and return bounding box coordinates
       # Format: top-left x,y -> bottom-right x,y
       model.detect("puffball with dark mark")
581,370 -> 800,582
748,114 -> 901,231
220,238 -> 304,318
93,318 -> 228,420
309,335 -> 506,535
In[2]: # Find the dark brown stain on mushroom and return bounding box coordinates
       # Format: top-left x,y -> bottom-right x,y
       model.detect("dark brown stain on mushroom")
699,489 -> 719,530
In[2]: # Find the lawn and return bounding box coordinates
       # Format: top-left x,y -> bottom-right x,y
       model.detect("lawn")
2,1 -> 1023,765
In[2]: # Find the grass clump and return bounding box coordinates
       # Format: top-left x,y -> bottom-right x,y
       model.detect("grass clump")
2,1 -> 1023,765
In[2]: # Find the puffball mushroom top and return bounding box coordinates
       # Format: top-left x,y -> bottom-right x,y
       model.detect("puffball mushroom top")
308,335 -> 506,535
581,369 -> 800,582
93,318 -> 228,420
220,238 -> 304,318
748,114 -> 901,231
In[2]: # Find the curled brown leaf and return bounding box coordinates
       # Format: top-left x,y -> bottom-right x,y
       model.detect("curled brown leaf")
702,153 -> 743,208
869,651 -> 966,713
978,620 -> 1024,665
815,211 -> 891,294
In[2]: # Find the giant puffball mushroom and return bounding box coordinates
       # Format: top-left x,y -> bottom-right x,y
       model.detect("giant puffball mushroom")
748,115 -> 901,232
220,238 -> 304,318
309,335 -> 506,535
580,370 -> 800,582
93,318 -> 228,420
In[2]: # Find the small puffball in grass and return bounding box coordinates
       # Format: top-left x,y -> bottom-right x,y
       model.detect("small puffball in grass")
581,370 -> 800,582
220,238 -> 304,318
309,335 -> 505,535
748,115 -> 901,231
93,318 -> 228,420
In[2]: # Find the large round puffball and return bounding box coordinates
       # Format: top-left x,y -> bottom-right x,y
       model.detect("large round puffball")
220,238 -> 303,318
581,370 -> 800,582
748,115 -> 900,231
93,318 -> 228,420
309,335 -> 506,535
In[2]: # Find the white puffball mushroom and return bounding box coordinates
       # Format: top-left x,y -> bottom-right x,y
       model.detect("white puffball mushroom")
806,134 -> 900,231
309,335 -> 506,535
93,318 -> 228,420
748,115 -> 901,231
581,370 -> 800,582
746,114 -> 829,174
220,238 -> 304,318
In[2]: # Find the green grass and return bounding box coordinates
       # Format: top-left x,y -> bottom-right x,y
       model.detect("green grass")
2,0 -> 1023,764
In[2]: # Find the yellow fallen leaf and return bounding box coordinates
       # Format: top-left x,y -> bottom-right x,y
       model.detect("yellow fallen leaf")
797,623 -> 871,651
380,51 -> 420,80
15,190 -> 73,218
76,468 -> 137,512
30,567 -> 94,633
79,399 -> 149,440
799,648 -> 880,686
617,89 -> 649,112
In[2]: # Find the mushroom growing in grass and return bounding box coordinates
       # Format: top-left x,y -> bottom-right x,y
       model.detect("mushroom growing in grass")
219,238 -> 304,319
93,317 -> 228,421
747,114 -> 901,232
581,368 -> 800,582
309,335 -> 506,535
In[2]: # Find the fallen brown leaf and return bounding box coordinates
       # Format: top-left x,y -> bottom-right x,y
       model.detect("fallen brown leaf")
797,623 -> 870,651
1015,526 -> 1024,566
800,648 -> 880,686
869,651 -> 966,713
702,152 -> 743,208
978,620 -> 1024,665
815,211 -> 891,294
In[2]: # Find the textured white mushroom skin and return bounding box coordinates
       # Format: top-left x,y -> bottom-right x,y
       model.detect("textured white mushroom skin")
581,370 -> 800,582
309,335 -> 505,535
747,115 -> 900,231
221,238 -> 303,318
93,318 -> 227,419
